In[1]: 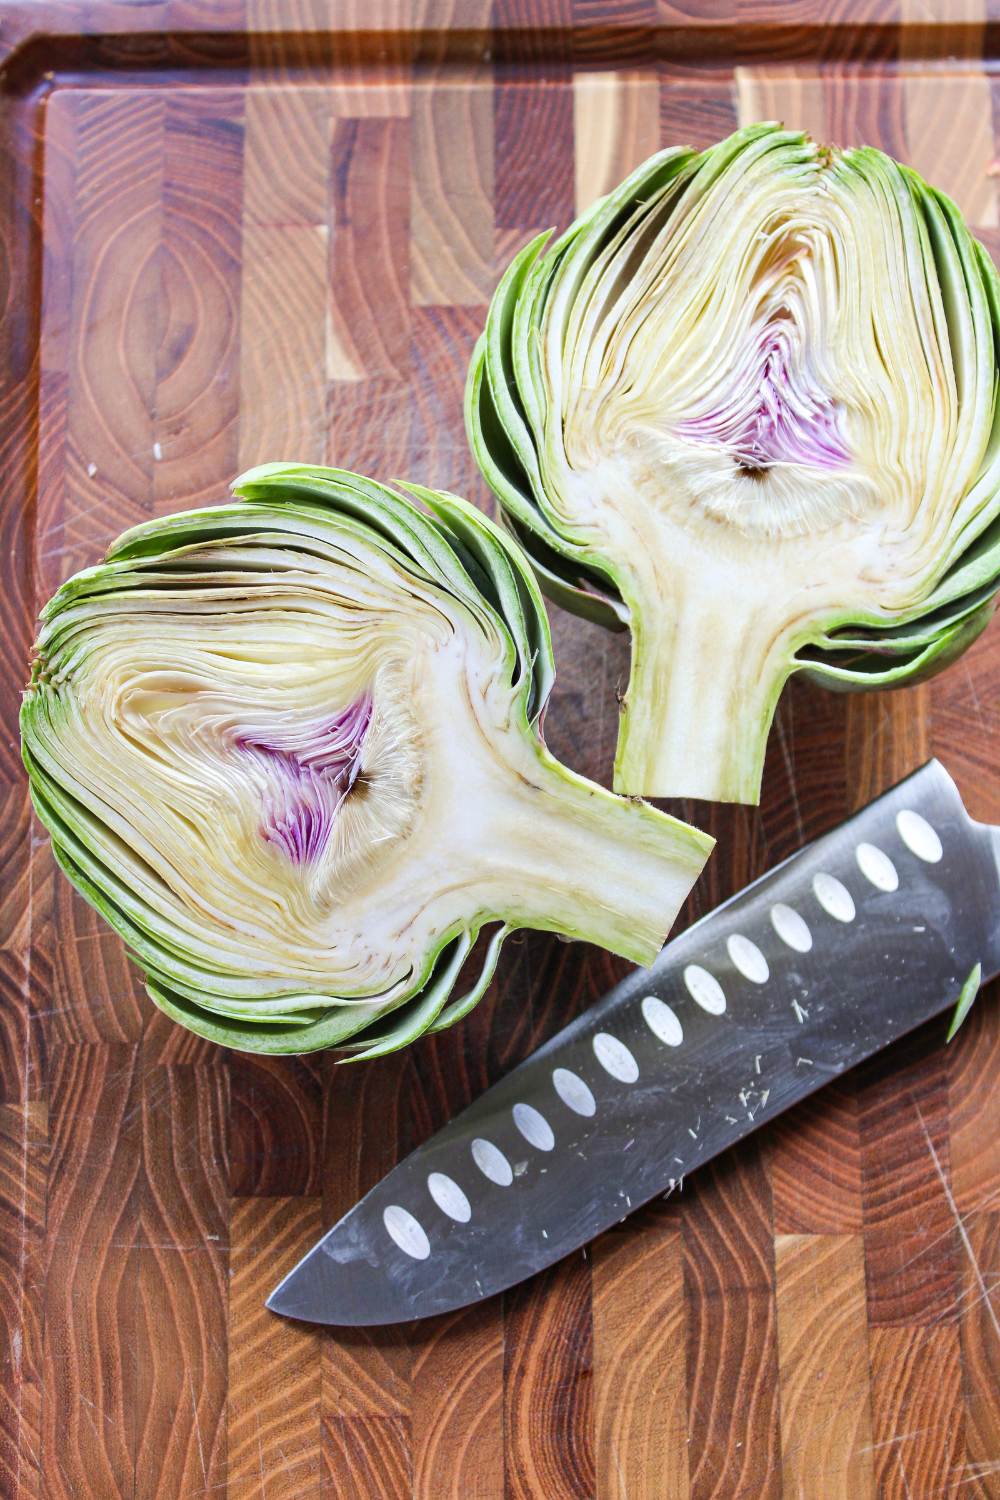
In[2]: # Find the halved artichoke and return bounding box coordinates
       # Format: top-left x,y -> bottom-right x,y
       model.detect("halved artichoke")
467,122 -> 1000,803
22,464 -> 713,1056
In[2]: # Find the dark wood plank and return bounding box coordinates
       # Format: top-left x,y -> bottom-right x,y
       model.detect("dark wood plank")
409,305 -> 490,497
769,1080 -> 864,1235
229,1055 -> 323,1197
947,983 -> 1000,1218
494,78 -> 574,230
571,0 -> 657,66
0,1103 -> 46,1500
41,1043 -> 142,1498
503,1255 -> 595,1500
328,115 -> 411,382
0,788 -> 37,1104
659,81 -> 738,150
958,1214 -> 1000,1499
136,1063 -> 229,1500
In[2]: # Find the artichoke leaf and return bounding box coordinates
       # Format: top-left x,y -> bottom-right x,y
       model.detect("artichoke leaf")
469,124 -> 1000,802
22,467 -> 713,1054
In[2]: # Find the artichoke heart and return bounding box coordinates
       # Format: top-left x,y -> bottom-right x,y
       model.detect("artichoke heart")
22,464 -> 712,1056
468,122 -> 1000,803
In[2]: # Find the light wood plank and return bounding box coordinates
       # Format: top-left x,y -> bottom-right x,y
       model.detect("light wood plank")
775,1234 -> 875,1499
592,1212 -> 689,1500
228,1198 -> 323,1500
411,84 -> 493,306
574,71 -> 660,213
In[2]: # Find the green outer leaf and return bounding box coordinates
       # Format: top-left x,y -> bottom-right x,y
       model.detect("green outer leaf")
466,335 -> 577,565
799,599 -> 994,691
409,483 -> 557,721
482,233 -> 555,515
946,962 -> 982,1042
427,924 -> 509,1034
340,932 -> 475,1062
498,512 -> 628,633
146,980 -> 388,1054
811,577 -> 997,655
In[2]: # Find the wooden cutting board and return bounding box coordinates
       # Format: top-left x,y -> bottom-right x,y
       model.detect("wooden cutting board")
2,4 -> 999,1497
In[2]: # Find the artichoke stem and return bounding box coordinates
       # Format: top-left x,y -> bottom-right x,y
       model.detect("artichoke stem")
613,586 -> 793,804
481,746 -> 713,967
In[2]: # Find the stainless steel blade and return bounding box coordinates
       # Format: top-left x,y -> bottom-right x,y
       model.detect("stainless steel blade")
268,759 -> 999,1326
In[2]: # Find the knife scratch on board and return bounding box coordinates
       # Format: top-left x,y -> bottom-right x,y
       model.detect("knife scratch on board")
915,1100 -> 1000,1341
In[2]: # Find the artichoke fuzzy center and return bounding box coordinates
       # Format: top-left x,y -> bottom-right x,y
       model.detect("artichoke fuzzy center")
552,143 -> 964,563
236,693 -> 374,865
676,315 -> 850,474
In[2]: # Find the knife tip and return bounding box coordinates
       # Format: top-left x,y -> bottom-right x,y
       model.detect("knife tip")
264,1284 -> 290,1317
265,1266 -> 308,1319
263,1257 -> 378,1326
264,1284 -> 328,1323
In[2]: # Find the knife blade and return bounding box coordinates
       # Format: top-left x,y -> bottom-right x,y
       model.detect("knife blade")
267,759 -> 999,1326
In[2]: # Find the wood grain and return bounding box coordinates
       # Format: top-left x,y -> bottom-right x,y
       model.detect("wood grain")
2,5 -> 999,1497
859,1038 -> 959,1327
137,1063 -> 229,1500
63,93 -> 162,550
769,1080 -> 864,1234
682,1144 -> 782,1500
156,91 -> 243,509
947,995 -> 1000,1216
868,1327 -> 965,1500
328,116 -> 411,381
494,78 -> 574,232
229,1055 -> 323,1197
409,305 -> 486,494
591,1208 -> 689,1500
959,1214 -> 1000,1500
324,1410 -> 412,1498
42,1044 -> 142,1499
410,1306 -> 504,1500
239,223 -> 329,466
774,1234 -> 874,1498
0,1103 -> 45,1500
573,70 -> 659,212
228,1197 -> 323,1498
410,84 -> 494,307
503,1256 -> 595,1500
240,86 -> 330,467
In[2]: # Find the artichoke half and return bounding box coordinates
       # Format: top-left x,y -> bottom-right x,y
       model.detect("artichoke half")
22,464 -> 713,1056
467,122 -> 1000,803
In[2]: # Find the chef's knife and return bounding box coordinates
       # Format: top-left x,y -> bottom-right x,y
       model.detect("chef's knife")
268,759 -> 997,1326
